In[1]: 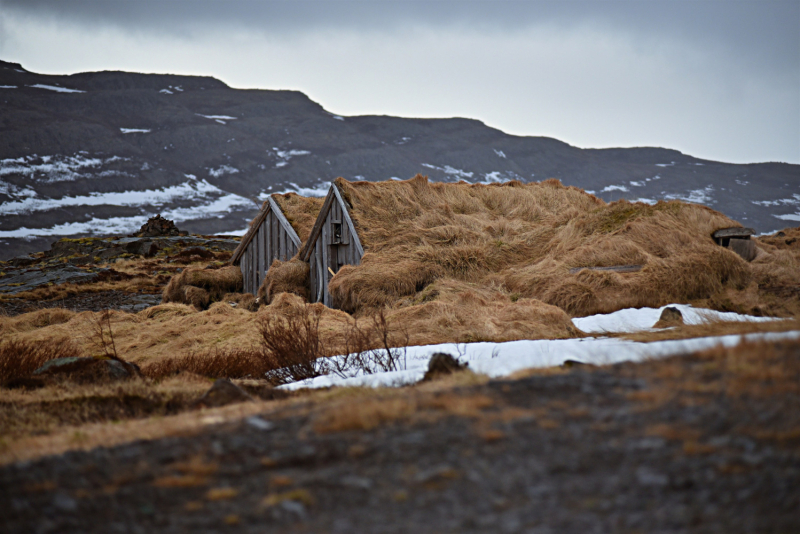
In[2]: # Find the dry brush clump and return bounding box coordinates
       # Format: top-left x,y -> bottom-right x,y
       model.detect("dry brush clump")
161,265 -> 243,309
316,175 -> 798,317
0,337 -> 83,385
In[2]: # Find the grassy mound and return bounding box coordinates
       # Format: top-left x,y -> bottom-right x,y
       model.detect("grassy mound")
317,175 -> 797,317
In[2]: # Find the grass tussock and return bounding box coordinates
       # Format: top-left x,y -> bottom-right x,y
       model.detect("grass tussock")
258,258 -> 310,304
309,176 -> 799,318
0,308 -> 76,336
161,265 -> 243,310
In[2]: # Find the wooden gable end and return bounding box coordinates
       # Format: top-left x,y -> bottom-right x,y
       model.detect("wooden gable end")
300,184 -> 364,307
232,196 -> 302,296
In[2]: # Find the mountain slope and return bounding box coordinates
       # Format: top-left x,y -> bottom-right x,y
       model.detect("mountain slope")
1,60 -> 797,259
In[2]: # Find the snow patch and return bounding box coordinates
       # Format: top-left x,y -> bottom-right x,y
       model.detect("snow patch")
208,165 -> 240,178
573,304 -> 778,334
0,85 -> 16,89
197,114 -> 237,120
270,181 -> 330,197
664,185 -> 714,205
601,184 -> 629,193
421,163 -> 473,179
493,149 -> 507,159
775,213 -> 800,222
29,84 -> 84,93
281,328 -> 800,391
272,148 -> 311,168
159,89 -> 173,95
120,128 -> 151,134
751,194 -> 800,207
0,178 -> 223,216
655,162 -> 675,167
0,154 -> 127,183
629,181 -> 644,187
633,198 -> 657,205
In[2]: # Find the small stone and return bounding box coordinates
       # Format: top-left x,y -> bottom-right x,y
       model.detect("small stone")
52,493 -> 78,512
635,466 -> 668,487
245,416 -> 274,431
193,379 -> 254,409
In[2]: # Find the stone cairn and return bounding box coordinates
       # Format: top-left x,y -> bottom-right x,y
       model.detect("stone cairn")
131,215 -> 187,238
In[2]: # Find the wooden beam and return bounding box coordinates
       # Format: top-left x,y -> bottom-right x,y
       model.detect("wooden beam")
332,183 -> 364,257
300,185 -> 336,262
713,227 -> 755,239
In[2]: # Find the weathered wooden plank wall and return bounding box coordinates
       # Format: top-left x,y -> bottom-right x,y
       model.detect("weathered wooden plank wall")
239,207 -> 302,296
305,191 -> 363,307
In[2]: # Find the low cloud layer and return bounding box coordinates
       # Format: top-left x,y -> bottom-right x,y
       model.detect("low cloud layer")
1,0 -> 797,163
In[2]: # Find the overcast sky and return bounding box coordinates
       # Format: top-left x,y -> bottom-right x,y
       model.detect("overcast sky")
1,0 -> 798,164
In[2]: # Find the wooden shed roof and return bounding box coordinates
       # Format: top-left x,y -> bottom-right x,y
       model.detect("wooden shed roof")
230,192 -> 324,265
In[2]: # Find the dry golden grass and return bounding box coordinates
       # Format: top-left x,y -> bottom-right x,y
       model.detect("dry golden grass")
161,265 -> 243,309
0,336 -> 83,384
258,258 -> 310,304
270,193 -> 326,243
279,176 -> 799,318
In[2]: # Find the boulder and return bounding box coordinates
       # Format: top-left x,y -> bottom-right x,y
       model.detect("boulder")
653,306 -> 684,328
193,379 -> 254,408
422,352 -> 469,381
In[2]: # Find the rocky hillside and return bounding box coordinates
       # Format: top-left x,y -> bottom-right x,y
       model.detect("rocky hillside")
1,60 -> 797,259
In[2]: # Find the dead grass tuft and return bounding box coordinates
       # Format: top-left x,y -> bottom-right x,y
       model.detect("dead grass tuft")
257,258 -> 310,304
141,346 -> 271,381
0,337 -> 83,384
162,265 -> 243,310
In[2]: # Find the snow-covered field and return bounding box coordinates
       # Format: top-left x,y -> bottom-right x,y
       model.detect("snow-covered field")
281,305 -> 796,391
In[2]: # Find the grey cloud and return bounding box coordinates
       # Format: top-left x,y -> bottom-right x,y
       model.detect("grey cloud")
2,0 -> 798,74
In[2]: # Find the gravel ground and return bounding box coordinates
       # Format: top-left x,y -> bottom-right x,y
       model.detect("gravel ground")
2,359 -> 798,534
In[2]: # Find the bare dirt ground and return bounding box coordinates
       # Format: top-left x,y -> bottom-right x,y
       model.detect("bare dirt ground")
2,339 -> 798,534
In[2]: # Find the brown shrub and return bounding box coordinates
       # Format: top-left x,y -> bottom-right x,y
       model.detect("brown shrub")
162,265 -> 243,309
141,346 -> 270,381
258,258 -> 310,305
257,301 -> 328,384
0,337 -> 83,384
